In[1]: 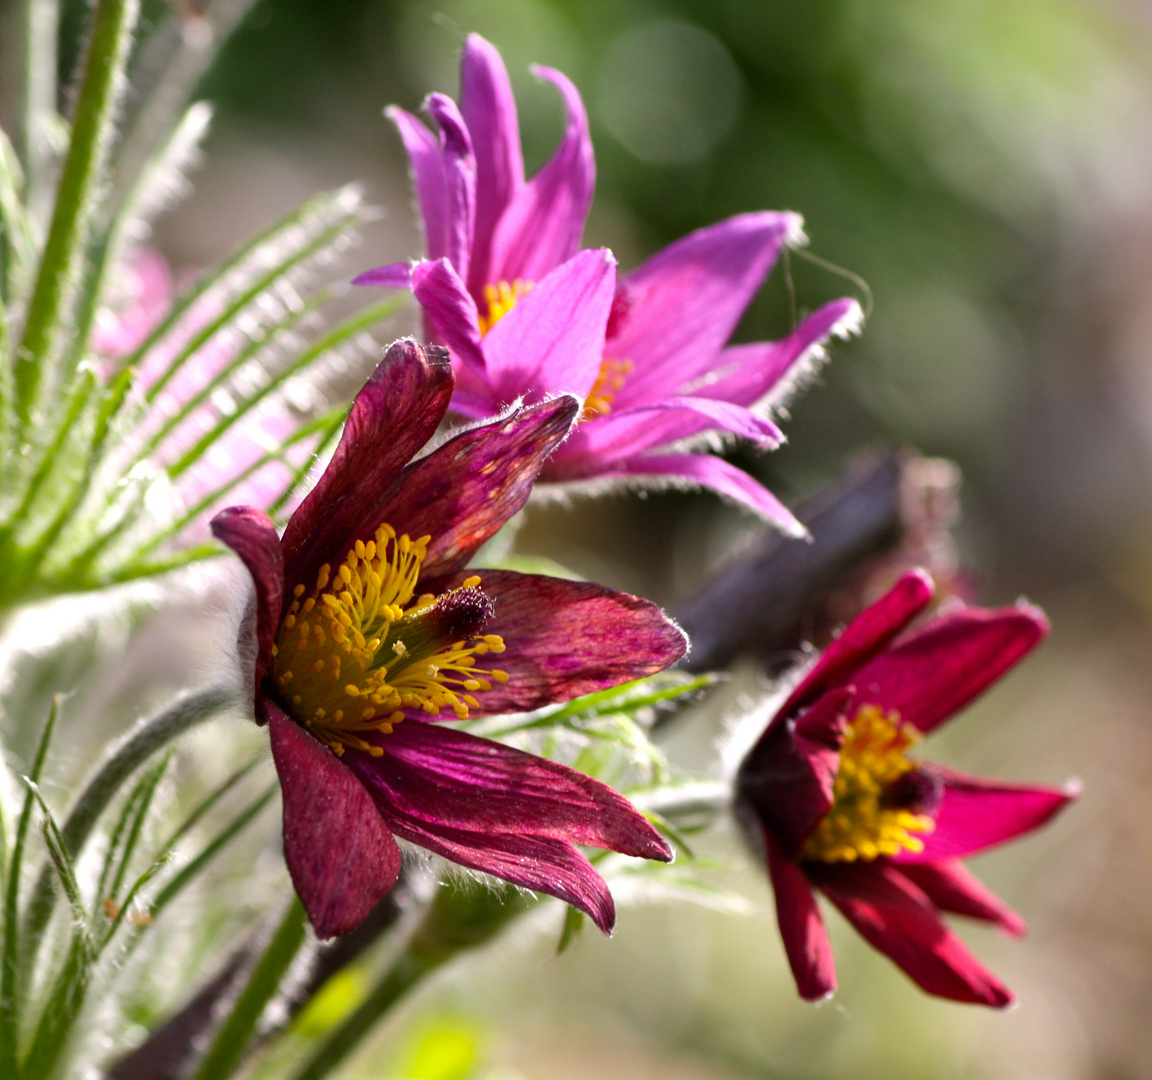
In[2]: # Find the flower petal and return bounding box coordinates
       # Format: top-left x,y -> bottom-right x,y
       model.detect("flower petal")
482,248 -> 616,404
848,604 -> 1049,733
424,93 -> 476,283
761,826 -> 837,1001
352,262 -> 412,289
211,506 -> 284,693
346,720 -> 672,861
410,258 -> 488,378
574,452 -> 804,534
280,339 -> 454,592
373,395 -> 580,583
895,767 -> 1077,863
897,860 -> 1026,937
694,298 -> 862,408
429,569 -> 686,714
459,33 -> 525,296
807,860 -> 1014,1007
607,212 -> 804,408
487,65 -> 594,286
267,702 -> 402,939
386,106 -> 453,267
778,570 -> 935,720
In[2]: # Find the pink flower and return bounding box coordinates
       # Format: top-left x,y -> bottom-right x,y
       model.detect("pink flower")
735,570 -> 1076,1006
212,340 -> 683,939
355,35 -> 860,533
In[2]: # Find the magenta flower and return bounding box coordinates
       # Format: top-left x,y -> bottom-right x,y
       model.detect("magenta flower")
735,570 -> 1076,1006
211,339 -> 683,939
354,34 -> 861,533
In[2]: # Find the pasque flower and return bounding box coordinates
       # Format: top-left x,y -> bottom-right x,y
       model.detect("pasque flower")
735,569 -> 1076,1006
355,34 -> 861,533
212,339 -> 683,939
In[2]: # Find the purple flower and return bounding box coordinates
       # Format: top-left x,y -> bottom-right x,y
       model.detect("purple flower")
735,570 -> 1076,1006
354,35 -> 861,533
212,339 -> 683,939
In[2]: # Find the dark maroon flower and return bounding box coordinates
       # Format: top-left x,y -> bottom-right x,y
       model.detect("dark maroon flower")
212,340 -> 682,939
735,569 -> 1076,1007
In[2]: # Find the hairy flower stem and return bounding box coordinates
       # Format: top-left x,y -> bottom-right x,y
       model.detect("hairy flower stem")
20,684 -> 236,968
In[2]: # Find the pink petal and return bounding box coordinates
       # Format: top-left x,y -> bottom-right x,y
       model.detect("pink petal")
849,604 -> 1049,733
898,861 -> 1026,937
894,767 -> 1077,863
459,33 -> 525,297
426,568 -> 686,714
410,258 -> 488,378
280,339 -> 454,594
210,506 -> 284,693
387,106 -> 454,267
762,827 -> 837,1001
352,262 -> 412,289
808,860 -> 1014,1007
778,570 -> 935,719
424,93 -> 476,283
346,720 -> 671,861
482,248 -> 616,404
487,65 -> 594,287
267,703 -> 402,939
607,212 -> 803,408
370,395 -> 580,583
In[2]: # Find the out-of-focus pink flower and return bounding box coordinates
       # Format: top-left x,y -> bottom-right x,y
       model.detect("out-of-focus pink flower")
354,35 -> 860,533
212,340 -> 682,939
735,569 -> 1076,1006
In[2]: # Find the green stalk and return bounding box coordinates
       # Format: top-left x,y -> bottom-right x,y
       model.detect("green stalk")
15,0 -> 139,429
18,0 -> 60,220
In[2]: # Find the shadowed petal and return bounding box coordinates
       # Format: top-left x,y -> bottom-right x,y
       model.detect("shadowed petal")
211,506 -> 283,692
427,569 -> 686,714
487,65 -> 594,286
779,570 -> 935,720
695,299 -> 862,408
373,395 -> 580,583
483,248 -> 616,404
808,860 -> 1014,1007
411,258 -> 488,378
352,262 -> 412,289
849,605 -> 1049,733
895,767 -> 1077,863
267,703 -> 402,939
762,827 -> 836,1001
898,861 -> 1026,937
460,33 -> 525,296
379,807 -> 617,933
281,339 -> 454,593
578,452 -> 804,535
608,212 -> 804,408
346,721 -> 671,860
425,93 -> 476,282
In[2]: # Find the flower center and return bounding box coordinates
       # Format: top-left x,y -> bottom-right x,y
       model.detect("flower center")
801,705 -> 937,863
270,524 -> 508,757
478,279 -> 533,335
582,358 -> 633,419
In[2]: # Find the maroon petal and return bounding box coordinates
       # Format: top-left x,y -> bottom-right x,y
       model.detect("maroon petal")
377,807 -> 617,933
762,827 -> 836,1001
898,861 -> 1026,937
345,721 -> 671,861
848,604 -> 1049,733
280,339 -> 454,592
738,687 -> 851,856
433,569 -> 687,714
894,767 -> 1077,863
267,702 -> 402,939
374,395 -> 580,583
777,570 -> 935,720
211,506 -> 284,693
807,860 -> 1014,1007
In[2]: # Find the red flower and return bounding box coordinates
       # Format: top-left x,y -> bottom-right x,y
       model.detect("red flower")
735,570 -> 1076,1006
213,340 -> 682,938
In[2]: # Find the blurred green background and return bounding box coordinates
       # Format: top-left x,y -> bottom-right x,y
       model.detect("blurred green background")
48,0 -> 1152,1076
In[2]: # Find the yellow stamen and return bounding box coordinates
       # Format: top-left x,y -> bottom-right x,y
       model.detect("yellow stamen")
583,358 -> 633,419
478,279 -> 533,335
801,705 -> 935,863
271,524 -> 506,757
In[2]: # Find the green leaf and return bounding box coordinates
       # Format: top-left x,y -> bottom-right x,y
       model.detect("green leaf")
556,905 -> 584,955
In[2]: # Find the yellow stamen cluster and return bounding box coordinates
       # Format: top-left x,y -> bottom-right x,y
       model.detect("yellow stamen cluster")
583,358 -> 634,419
801,705 -> 935,862
271,523 -> 508,757
478,279 -> 534,335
